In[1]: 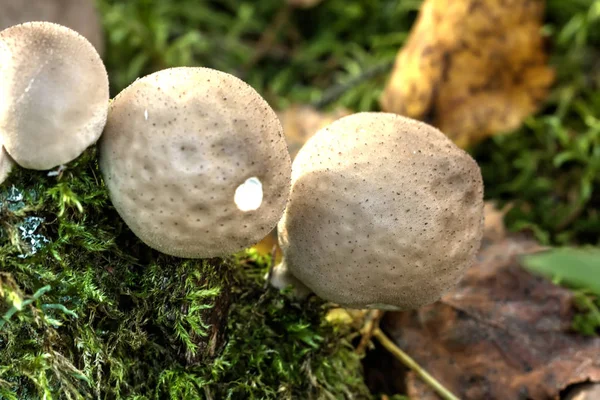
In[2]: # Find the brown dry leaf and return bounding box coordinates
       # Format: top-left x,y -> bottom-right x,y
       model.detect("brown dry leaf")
381,235 -> 600,399
252,105 -> 350,258
380,0 -> 555,148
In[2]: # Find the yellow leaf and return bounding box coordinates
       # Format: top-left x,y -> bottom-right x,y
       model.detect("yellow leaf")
380,0 -> 555,148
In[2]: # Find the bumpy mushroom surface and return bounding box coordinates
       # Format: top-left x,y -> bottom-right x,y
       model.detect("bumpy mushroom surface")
99,67 -> 291,258
0,0 -> 104,55
276,112 -> 484,310
0,22 -> 109,170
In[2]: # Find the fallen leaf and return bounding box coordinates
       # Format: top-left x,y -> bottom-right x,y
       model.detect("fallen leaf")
380,0 -> 555,148
381,235 -> 600,399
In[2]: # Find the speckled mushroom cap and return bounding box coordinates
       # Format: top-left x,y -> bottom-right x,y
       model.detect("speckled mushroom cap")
277,112 -> 484,310
0,0 -> 104,55
0,22 -> 109,170
99,67 -> 291,258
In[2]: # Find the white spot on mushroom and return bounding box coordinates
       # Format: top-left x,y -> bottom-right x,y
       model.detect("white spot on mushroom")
98,67 -> 291,258
234,176 -> 263,212
144,109 -> 149,120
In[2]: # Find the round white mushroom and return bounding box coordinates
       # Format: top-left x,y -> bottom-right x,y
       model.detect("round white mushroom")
0,0 -> 104,55
274,112 -> 484,310
0,22 -> 109,170
99,67 -> 292,258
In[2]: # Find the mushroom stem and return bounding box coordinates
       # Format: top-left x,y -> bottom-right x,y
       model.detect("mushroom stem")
373,327 -> 461,400
268,260 -> 313,298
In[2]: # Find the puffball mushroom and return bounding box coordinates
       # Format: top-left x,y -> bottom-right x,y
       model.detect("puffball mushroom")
0,0 -> 104,55
99,67 -> 291,258
274,112 -> 484,310
0,22 -> 109,170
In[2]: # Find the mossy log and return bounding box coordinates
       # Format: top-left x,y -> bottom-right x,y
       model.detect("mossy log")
0,148 -> 370,399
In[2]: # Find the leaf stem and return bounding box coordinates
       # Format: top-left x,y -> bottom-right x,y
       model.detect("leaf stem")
373,328 -> 461,400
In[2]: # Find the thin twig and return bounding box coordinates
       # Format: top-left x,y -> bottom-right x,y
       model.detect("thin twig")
355,309 -> 384,355
373,328 -> 461,400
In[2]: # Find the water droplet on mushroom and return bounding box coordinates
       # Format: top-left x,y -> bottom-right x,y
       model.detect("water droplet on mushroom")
144,109 -> 149,120
234,176 -> 263,212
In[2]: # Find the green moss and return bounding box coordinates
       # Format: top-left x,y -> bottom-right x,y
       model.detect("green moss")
96,0 -> 417,109
473,0 -> 600,246
0,149 -> 370,399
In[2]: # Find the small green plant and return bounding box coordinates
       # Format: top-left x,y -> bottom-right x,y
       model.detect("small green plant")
97,0 -> 420,109
521,247 -> 600,336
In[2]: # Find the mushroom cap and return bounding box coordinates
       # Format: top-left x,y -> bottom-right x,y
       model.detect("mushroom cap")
0,0 -> 104,55
99,67 -> 291,258
0,22 -> 109,170
278,112 -> 484,310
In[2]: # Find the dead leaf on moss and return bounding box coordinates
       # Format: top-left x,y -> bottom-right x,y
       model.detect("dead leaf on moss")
380,0 -> 555,148
381,235 -> 600,400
